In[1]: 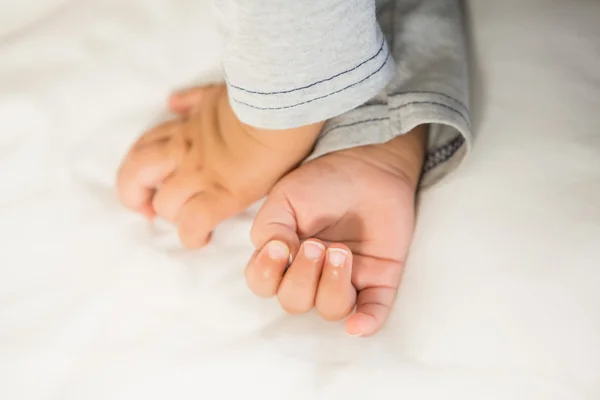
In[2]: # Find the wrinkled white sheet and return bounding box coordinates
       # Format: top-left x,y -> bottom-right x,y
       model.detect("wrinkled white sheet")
1,0 -> 599,399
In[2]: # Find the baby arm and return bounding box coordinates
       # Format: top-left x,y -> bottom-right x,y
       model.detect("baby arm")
116,0 -> 394,247
243,0 -> 474,336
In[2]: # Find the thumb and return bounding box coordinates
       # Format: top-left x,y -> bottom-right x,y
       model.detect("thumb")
344,259 -> 403,337
249,191 -> 301,261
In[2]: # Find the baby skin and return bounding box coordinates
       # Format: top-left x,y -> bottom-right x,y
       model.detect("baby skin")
117,84 -> 426,336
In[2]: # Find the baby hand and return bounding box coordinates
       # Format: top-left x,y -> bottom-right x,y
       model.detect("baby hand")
244,126 -> 427,336
116,85 -> 322,248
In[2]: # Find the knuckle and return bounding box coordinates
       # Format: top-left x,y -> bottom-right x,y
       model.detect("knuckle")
114,182 -> 128,204
152,195 -> 175,221
248,220 -> 259,239
178,223 -> 209,249
278,282 -> 315,315
317,307 -> 350,322
248,283 -> 277,299
180,235 -> 206,250
115,184 -> 140,210
316,294 -> 354,321
245,263 -> 279,298
278,297 -> 313,315
248,223 -> 265,249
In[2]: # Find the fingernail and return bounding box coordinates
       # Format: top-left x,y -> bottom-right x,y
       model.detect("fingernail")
266,241 -> 289,261
327,248 -> 348,267
303,241 -> 325,260
346,332 -> 363,337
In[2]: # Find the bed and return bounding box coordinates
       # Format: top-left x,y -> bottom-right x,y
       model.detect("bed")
1,0 -> 599,399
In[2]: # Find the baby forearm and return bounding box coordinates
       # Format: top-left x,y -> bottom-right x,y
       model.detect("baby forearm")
376,125 -> 428,190
218,90 -> 324,160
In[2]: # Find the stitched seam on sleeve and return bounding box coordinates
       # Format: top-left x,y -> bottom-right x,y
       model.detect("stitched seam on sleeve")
232,51 -> 392,111
389,101 -> 471,128
321,100 -> 471,137
423,135 -> 466,172
388,91 -> 468,112
321,117 -> 388,136
318,118 -> 466,172
228,39 -> 387,96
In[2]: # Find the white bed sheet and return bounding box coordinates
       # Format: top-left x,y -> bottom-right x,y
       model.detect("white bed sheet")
1,0 -> 599,399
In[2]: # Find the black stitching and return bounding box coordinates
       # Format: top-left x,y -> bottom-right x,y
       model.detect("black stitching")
228,39 -> 387,96
232,51 -> 392,110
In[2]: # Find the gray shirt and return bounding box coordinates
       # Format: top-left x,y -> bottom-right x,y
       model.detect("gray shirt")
213,0 -> 472,187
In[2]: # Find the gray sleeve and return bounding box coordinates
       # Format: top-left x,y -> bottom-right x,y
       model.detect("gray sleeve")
306,0 -> 473,188
213,0 -> 397,129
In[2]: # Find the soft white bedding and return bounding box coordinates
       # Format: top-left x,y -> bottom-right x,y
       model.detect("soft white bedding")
1,0 -> 599,399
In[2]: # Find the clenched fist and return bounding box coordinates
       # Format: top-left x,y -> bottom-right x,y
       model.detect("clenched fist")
116,85 -> 323,248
